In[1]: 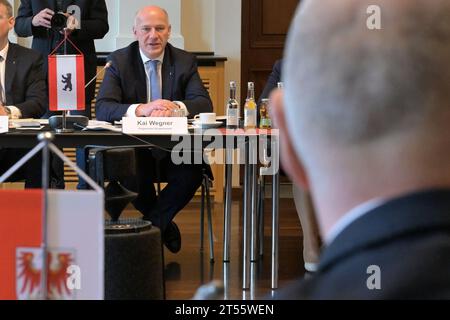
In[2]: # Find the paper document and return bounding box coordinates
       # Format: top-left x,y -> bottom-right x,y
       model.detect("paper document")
84,120 -> 122,132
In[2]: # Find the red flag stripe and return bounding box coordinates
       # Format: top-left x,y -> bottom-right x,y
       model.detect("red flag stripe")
76,56 -> 85,110
48,56 -> 58,111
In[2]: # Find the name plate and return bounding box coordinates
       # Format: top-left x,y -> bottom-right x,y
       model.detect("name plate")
0,116 -> 8,133
122,117 -> 188,135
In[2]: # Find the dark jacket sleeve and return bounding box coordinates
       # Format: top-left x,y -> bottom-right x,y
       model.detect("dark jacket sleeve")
181,57 -> 213,116
15,52 -> 47,119
258,59 -> 282,104
95,55 -> 132,122
70,0 -> 109,41
14,0 -> 38,38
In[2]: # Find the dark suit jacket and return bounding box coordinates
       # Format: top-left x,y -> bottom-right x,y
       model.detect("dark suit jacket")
95,42 -> 213,122
274,189 -> 450,299
15,0 -> 109,117
258,59 -> 282,104
5,43 -> 47,119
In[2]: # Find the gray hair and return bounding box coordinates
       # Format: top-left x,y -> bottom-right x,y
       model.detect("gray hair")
134,6 -> 170,28
284,0 -> 450,153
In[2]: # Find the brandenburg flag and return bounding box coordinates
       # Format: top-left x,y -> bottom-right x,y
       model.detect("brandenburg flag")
48,54 -> 85,111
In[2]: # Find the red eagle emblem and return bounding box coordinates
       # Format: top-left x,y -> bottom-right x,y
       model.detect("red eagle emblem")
16,248 -> 76,300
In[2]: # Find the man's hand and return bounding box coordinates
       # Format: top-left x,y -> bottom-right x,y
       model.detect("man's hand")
136,99 -> 180,117
60,14 -> 79,35
0,106 -> 8,116
66,14 -> 79,30
32,8 -> 54,29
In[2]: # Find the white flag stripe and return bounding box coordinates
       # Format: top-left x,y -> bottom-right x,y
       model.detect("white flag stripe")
56,55 -> 78,110
47,190 -> 104,299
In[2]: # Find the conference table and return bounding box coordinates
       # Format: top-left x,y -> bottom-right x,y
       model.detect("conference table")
0,126 -> 281,290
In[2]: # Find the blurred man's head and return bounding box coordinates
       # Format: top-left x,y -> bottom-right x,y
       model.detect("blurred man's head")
0,0 -> 14,43
279,0 -> 450,235
133,6 -> 171,59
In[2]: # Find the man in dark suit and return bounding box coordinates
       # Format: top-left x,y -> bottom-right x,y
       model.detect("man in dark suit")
271,0 -> 450,299
0,0 -> 47,187
15,0 -> 109,189
259,60 -> 282,106
96,6 -> 213,253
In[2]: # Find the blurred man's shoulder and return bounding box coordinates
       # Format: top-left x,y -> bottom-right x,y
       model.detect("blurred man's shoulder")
9,43 -> 43,62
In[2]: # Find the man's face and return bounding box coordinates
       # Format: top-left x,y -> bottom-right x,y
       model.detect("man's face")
133,9 -> 171,59
0,5 -> 14,41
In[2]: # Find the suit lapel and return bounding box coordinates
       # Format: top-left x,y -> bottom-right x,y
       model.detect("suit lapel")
162,46 -> 174,100
134,46 -> 148,102
4,43 -> 17,105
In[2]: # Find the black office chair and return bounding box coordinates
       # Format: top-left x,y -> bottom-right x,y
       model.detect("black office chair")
87,146 -> 138,221
154,151 -> 215,263
87,146 -> 215,262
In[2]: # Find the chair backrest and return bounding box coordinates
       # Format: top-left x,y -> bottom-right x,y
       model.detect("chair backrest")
88,147 -> 137,185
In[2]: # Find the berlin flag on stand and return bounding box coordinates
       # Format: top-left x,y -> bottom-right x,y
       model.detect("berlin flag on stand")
48,55 -> 85,111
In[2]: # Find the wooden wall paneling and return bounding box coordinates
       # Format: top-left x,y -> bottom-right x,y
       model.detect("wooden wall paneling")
241,0 -> 300,105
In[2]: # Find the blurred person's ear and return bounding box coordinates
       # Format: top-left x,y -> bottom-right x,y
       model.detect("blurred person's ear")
269,89 -> 310,191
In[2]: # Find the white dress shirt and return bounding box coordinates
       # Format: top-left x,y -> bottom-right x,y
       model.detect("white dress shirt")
126,49 -> 188,117
325,198 -> 386,245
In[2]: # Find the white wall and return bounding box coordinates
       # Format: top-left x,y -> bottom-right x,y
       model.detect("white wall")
180,0 -> 242,103
95,0 -> 185,51
213,0 -> 241,103
181,0 -> 215,52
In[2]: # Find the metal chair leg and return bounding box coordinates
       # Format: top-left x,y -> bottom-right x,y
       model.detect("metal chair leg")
258,175 -> 265,257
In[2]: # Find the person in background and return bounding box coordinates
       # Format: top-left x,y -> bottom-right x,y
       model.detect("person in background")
271,0 -> 450,299
15,0 -> 109,189
0,0 -> 47,187
260,59 -> 321,273
96,6 -> 213,253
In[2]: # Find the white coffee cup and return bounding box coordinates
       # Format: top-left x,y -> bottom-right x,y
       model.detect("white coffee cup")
195,112 -> 216,124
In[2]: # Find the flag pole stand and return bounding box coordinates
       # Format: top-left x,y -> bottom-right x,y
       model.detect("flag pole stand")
55,30 -> 74,134
38,132 -> 52,300
55,110 -> 74,133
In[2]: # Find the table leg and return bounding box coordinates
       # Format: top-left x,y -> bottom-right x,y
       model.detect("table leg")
242,139 -> 251,289
271,171 -> 280,289
250,138 -> 258,262
223,147 -> 233,262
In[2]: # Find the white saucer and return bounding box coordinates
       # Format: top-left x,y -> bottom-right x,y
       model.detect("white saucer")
192,120 -> 222,129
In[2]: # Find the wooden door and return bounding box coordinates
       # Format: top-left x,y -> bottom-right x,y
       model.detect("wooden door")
241,0 -> 300,106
